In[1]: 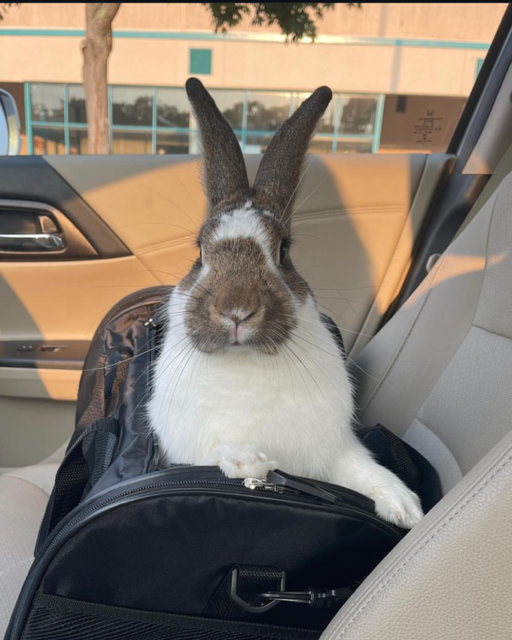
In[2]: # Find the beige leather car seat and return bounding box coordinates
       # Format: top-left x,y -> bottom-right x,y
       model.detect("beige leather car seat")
320,173 -> 512,639
2,171 -> 512,639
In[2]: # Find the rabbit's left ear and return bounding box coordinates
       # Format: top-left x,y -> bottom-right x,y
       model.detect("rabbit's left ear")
186,78 -> 249,217
252,86 -> 332,228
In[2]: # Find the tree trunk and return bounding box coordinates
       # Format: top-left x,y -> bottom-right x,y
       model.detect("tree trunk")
82,3 -> 121,154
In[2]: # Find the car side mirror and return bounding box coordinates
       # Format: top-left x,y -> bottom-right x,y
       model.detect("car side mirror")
0,89 -> 22,155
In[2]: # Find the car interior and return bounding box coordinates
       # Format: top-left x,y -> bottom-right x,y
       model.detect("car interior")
1,5 -> 512,639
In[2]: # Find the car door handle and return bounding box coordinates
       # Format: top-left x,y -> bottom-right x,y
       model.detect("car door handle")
0,232 -> 65,252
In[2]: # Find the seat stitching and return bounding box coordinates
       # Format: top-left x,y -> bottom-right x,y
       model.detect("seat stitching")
472,323 -> 512,342
331,450 -> 512,638
294,206 -> 409,221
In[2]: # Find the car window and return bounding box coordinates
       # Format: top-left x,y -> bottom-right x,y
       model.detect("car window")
0,3 -> 507,156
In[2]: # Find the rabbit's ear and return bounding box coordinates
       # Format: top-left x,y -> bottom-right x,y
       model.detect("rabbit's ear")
186,78 -> 249,217
252,86 -> 332,228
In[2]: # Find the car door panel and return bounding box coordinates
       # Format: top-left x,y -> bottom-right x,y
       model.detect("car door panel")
0,254 -> 160,469
0,152 -> 454,467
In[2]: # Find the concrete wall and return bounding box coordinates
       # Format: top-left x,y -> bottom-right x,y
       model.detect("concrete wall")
0,35 -> 493,96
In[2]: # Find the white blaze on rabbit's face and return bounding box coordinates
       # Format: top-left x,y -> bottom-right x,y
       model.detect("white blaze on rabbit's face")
178,205 -> 310,355
210,207 -> 278,273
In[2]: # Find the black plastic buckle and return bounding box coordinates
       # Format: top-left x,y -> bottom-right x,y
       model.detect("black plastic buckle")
230,566 -> 286,613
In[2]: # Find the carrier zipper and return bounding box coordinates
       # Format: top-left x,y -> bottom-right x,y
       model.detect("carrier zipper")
244,473 -> 341,504
41,474 -> 394,562
39,475 -> 396,563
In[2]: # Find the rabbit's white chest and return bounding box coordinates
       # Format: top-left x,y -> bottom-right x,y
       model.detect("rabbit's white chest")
148,294 -> 354,480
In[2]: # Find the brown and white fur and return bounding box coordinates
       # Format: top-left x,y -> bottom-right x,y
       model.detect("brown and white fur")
147,79 -> 423,528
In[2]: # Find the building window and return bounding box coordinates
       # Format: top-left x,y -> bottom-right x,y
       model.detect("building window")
32,127 -> 66,155
246,92 -> 292,132
68,84 -> 87,123
156,88 -> 190,128
112,86 -> 153,127
208,90 -> 245,129
339,96 -> 378,135
24,82 -> 384,155
30,84 -> 64,122
189,49 -> 212,76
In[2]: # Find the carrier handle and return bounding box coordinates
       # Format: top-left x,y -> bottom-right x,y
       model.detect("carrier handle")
35,417 -> 120,554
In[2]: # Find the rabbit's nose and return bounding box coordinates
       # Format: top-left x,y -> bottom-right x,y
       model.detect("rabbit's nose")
221,309 -> 258,326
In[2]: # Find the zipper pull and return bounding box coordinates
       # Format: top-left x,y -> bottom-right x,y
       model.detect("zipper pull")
267,470 -> 341,504
243,477 -> 280,492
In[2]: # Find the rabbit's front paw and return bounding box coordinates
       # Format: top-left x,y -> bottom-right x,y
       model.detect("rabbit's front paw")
371,481 -> 424,529
208,444 -> 278,479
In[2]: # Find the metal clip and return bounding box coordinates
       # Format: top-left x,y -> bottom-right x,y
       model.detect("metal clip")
259,586 -> 354,609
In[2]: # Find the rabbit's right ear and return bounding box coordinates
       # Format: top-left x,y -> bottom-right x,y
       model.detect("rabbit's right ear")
252,86 -> 332,229
186,78 -> 249,217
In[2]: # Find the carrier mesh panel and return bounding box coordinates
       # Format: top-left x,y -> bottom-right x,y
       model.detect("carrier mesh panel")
21,594 -> 319,640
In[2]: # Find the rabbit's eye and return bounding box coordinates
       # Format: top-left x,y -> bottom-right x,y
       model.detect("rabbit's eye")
279,242 -> 286,265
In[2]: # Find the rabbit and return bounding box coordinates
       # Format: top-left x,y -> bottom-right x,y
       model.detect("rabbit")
147,78 -> 423,529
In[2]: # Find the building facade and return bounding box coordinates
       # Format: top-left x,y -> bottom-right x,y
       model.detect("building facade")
0,3 -> 507,155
